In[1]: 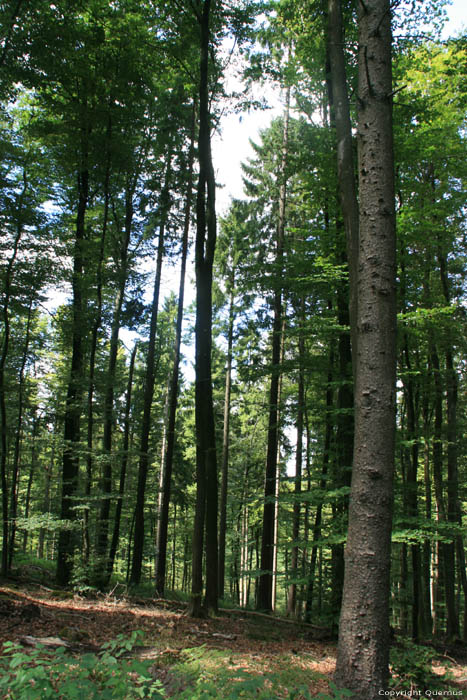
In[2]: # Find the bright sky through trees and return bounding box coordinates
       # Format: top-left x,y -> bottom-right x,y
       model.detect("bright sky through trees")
213,0 -> 465,215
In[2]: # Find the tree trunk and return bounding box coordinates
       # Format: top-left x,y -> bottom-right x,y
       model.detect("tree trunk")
106,342 -> 137,581
422,396 -> 433,634
8,300 -> 33,568
330,282 -> 353,627
218,282 -> 234,600
0,168 -> 28,575
57,160 -> 89,587
437,240 -> 461,640
257,86 -> 290,612
326,0 -> 359,363
84,123 -> 112,576
305,349 -> 333,622
335,0 -> 396,694
400,239 -> 423,641
189,0 -> 218,617
430,342 -> 446,635
129,165 -> 170,585
94,183 -> 134,588
155,113 -> 195,597
287,300 -> 305,617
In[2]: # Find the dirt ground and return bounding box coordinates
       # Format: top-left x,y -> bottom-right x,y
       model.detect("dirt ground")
0,581 -> 466,698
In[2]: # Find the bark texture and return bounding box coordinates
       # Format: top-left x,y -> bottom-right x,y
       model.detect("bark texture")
335,0 -> 396,695
189,0 -> 219,617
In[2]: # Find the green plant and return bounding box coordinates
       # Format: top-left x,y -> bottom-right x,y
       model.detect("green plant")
312,683 -> 354,699
0,631 -> 165,699
390,639 -> 452,691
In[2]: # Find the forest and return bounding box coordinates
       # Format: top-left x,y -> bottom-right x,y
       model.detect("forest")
0,0 -> 466,697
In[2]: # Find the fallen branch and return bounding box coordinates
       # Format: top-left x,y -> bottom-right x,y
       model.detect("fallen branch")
219,607 -> 329,631
20,635 -> 72,649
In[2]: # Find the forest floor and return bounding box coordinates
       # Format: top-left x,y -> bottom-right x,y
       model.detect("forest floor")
0,574 -> 466,698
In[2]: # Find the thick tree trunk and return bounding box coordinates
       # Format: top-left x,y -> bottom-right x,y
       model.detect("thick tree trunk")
335,0 -> 396,695
257,87 -> 290,613
155,116 -> 194,597
189,0 -> 218,617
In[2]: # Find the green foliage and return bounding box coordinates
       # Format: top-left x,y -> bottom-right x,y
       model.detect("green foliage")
313,684 -> 354,700
390,640 -> 453,691
0,632 -> 164,700
0,633 -> 355,700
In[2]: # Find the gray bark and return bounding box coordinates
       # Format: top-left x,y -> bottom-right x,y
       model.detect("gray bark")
335,0 -> 397,695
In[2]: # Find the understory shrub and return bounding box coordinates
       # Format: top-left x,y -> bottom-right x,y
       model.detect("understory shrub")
0,632 -> 353,699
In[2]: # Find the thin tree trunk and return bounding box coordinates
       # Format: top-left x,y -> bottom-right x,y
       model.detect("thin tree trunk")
22,445 -> 35,555
272,318 -> 286,611
107,342 -> 137,580
257,85 -> 290,613
437,240 -> 461,640
218,282 -> 234,600
8,300 -> 33,568
129,167 -> 170,585
57,155 -> 89,587
422,397 -> 433,634
0,167 -> 28,575
170,503 -> 177,591
84,119 -> 112,574
287,300 -> 305,617
430,342 -> 446,635
335,0 -> 396,694
155,113 -> 195,596
326,0 -> 359,364
400,239 -> 423,641
305,349 -> 333,622
331,282 -> 353,626
94,183 -> 135,587
38,428 -> 53,559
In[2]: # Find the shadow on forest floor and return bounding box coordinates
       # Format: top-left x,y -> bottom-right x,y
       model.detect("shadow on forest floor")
0,576 -> 466,698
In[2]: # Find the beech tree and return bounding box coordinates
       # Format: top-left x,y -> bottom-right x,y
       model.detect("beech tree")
1,5 -> 465,693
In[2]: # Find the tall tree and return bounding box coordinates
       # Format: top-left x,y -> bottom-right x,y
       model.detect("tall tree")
155,105 -> 195,597
335,0 -> 397,694
190,0 -> 219,617
129,152 -> 172,586
257,86 -> 290,613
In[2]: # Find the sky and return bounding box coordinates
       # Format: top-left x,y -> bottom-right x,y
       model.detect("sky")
170,0 -> 466,379
212,0 -> 466,216
45,0 -> 466,360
